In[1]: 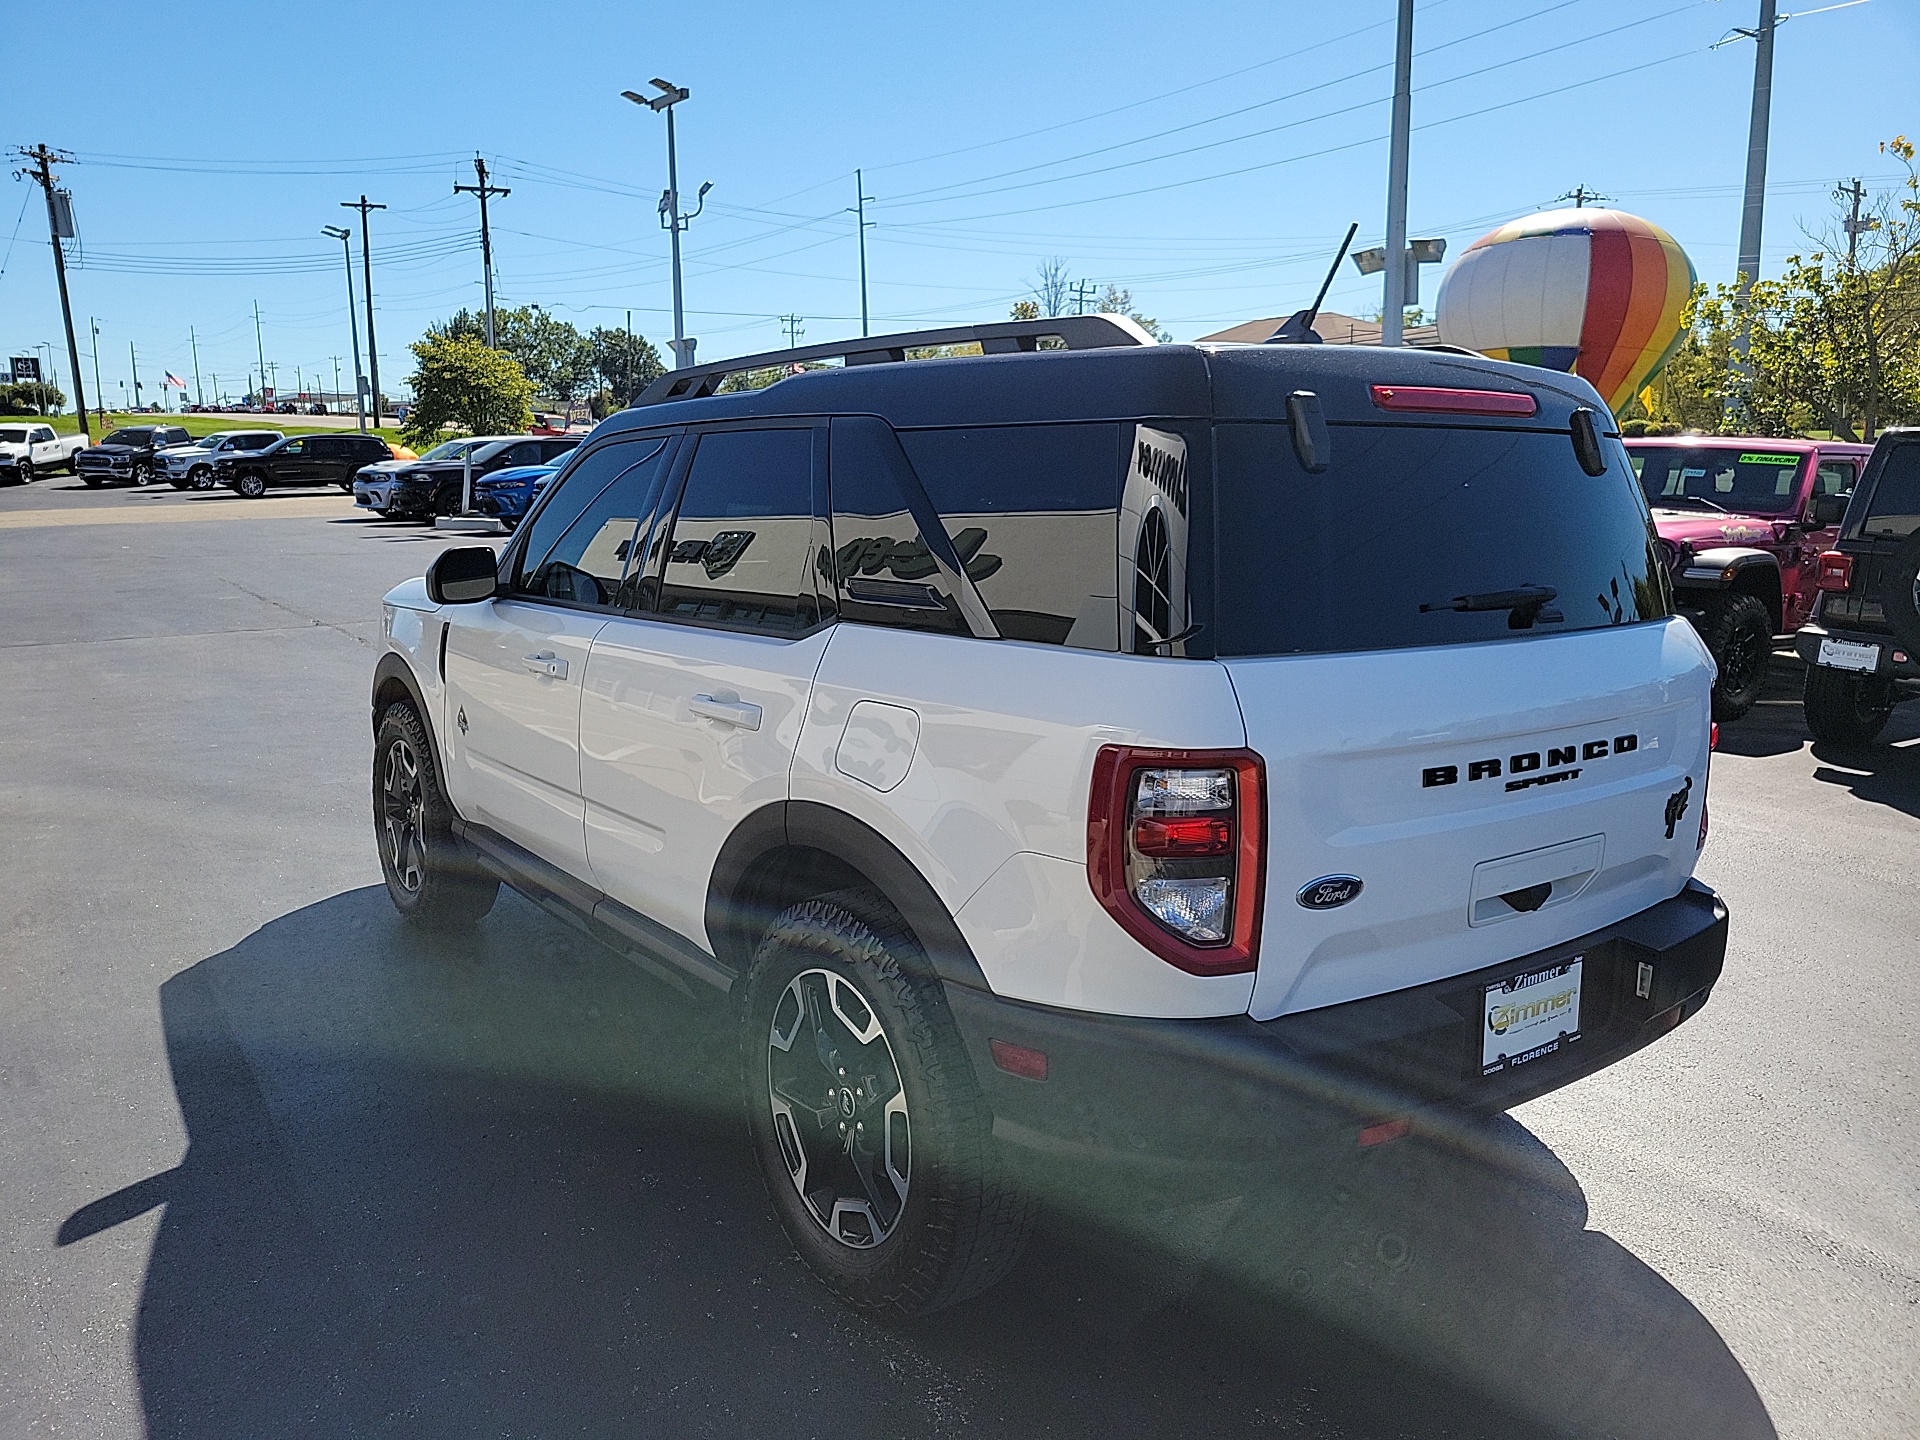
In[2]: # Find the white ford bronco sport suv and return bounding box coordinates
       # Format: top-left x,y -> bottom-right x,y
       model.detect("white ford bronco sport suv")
370,316 -> 1729,1316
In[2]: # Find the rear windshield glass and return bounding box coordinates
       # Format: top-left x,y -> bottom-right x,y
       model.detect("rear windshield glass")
1628,445 -> 1805,515
1212,423 -> 1669,657
1861,441 -> 1920,539
102,429 -> 156,446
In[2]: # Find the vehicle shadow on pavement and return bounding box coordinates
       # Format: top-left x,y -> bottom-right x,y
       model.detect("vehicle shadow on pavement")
1715,649 -> 1816,759
56,887 -> 1775,1439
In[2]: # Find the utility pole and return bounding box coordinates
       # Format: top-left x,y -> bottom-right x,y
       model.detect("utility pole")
90,318 -> 104,426
1069,278 -> 1098,315
1838,177 -> 1872,265
1733,0 -> 1778,305
129,341 -> 140,411
781,314 -> 805,347
454,155 -> 509,346
626,308 -> 634,402
1556,185 -> 1612,209
342,196 -> 386,425
322,225 -> 365,430
850,169 -> 875,337
624,80 -> 709,369
12,145 -> 91,439
189,326 -> 204,408
1380,0 -> 1415,347
253,301 -> 269,408
331,356 -> 342,412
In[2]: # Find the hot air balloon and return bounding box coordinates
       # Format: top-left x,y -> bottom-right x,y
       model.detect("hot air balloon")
1435,208 -> 1695,414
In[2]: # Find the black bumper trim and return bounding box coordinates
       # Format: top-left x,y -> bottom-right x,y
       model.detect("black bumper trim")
945,881 -> 1728,1171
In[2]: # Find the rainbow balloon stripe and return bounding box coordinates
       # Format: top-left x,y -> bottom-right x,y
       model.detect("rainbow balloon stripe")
1440,208 -> 1696,412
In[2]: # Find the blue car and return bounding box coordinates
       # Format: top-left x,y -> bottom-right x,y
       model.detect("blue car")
472,462 -> 560,528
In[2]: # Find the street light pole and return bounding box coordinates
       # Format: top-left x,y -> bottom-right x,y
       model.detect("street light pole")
1734,0 -> 1778,307
850,169 -> 875,337
190,326 -> 204,408
1380,0 -> 1415,348
623,80 -> 709,369
322,224 -> 367,430
90,318 -> 104,426
342,197 -> 386,426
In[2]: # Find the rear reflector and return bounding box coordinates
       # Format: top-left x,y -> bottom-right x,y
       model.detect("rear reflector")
1358,1117 -> 1412,1147
1370,384 -> 1538,417
1132,814 -> 1233,857
988,1039 -> 1048,1081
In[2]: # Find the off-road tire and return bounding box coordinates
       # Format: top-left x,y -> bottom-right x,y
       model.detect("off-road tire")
372,702 -> 498,926
1802,664 -> 1896,748
234,472 -> 267,499
1697,592 -> 1773,721
741,888 -> 1032,1317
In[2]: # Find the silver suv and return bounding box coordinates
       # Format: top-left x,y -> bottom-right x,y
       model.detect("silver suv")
158,430 -> 283,490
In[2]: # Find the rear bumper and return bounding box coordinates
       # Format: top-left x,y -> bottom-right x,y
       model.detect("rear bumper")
946,880 -> 1728,1174
1795,621 -> 1920,688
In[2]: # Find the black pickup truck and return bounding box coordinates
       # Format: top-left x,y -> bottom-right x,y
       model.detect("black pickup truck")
74,425 -> 194,487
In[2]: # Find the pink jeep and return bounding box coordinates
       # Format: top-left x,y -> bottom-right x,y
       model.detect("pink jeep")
1625,436 -> 1874,719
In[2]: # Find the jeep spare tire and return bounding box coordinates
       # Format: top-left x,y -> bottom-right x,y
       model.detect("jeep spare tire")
1697,592 -> 1773,722
1878,532 -> 1920,657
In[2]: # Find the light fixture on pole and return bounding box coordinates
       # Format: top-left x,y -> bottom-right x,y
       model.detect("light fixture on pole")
322,224 -> 367,431
1351,236 -> 1446,326
622,79 -> 710,370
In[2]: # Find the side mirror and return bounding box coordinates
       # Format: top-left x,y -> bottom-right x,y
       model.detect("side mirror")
426,546 -> 500,605
1809,493 -> 1848,527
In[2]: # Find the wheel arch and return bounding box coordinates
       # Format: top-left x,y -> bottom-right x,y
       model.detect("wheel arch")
707,801 -> 991,995
1681,548 -> 1783,633
371,652 -> 449,786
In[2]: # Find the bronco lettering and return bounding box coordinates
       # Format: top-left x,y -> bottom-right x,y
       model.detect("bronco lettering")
1421,733 -> 1638,791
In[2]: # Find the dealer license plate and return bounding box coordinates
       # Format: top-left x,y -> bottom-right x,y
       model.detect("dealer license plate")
1817,637 -> 1880,673
1483,958 -> 1583,1076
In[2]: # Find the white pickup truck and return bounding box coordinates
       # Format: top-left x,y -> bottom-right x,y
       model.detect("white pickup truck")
0,422 -> 88,482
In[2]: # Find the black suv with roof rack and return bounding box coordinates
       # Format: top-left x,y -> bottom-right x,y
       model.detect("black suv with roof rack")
1794,427 -> 1920,744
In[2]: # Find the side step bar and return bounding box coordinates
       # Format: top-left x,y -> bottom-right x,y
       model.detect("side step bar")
454,819 -> 738,998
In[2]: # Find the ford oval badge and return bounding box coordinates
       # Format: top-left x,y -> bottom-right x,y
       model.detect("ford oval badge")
1297,876 -> 1363,910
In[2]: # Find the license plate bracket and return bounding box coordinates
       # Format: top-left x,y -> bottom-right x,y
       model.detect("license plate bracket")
1817,636 -> 1881,673
1482,957 -> 1583,1077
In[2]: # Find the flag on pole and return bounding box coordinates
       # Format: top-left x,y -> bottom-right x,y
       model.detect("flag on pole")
164,372 -> 187,388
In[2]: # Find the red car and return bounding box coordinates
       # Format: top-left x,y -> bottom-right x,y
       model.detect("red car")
1625,436 -> 1873,719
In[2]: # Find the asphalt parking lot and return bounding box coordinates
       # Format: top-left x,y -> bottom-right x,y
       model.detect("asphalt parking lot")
1,474 -> 1915,1439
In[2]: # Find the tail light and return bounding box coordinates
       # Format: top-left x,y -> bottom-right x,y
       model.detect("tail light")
1700,722 -> 1715,850
1088,747 -> 1265,976
1370,384 -> 1538,417
1816,551 -> 1853,592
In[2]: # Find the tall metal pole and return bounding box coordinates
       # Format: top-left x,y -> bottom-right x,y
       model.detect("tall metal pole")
455,157 -> 509,347
90,318 -> 104,427
1381,0 -> 1415,348
343,196 -> 386,426
852,169 -> 875,337
324,227 -> 366,430
129,341 -> 140,411
13,145 -> 90,439
252,301 -> 268,408
190,326 -> 203,408
664,105 -> 687,368
1734,0 -> 1778,304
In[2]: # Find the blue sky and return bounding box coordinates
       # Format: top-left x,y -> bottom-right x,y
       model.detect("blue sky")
2,0 -> 1913,407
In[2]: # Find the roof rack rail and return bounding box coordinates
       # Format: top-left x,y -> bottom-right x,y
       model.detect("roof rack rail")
632,313 -> 1156,407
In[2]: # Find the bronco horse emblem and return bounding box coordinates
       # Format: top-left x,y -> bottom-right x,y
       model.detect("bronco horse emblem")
1664,777 -> 1693,840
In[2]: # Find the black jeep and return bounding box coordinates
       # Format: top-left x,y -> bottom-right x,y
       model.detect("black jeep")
1794,427 -> 1920,744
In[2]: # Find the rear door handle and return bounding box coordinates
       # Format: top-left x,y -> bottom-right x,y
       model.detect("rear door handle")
521,651 -> 568,679
689,694 -> 762,731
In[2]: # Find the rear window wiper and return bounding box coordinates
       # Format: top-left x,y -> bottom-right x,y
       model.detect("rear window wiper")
1420,584 -> 1563,629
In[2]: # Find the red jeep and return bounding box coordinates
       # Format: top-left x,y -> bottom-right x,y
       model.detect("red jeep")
1625,436 -> 1873,719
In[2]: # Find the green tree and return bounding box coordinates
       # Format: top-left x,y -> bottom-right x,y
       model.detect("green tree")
402,333 -> 534,447
588,326 -> 666,406
430,305 -> 596,404
1096,283 -> 1173,343
0,380 -> 66,414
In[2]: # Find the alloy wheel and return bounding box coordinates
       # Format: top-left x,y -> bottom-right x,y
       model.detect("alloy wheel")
1719,617 -> 1764,696
380,738 -> 427,893
766,968 -> 911,1249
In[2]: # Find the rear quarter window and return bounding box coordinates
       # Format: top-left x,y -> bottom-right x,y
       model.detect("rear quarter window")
1860,441 -> 1920,539
1212,423 -> 1671,656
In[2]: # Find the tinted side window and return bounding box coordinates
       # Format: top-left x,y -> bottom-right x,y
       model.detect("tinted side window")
309,436 -> 346,459
498,441 -> 544,467
829,418 -> 967,637
513,439 -> 671,608
651,428 -> 819,634
1814,460 -> 1857,498
241,434 -> 275,450
894,424 -> 1122,648
540,440 -> 580,462
1861,441 -> 1920,539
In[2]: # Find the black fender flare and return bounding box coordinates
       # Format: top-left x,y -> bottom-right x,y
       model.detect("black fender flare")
706,800 -> 991,994
1678,546 -> 1780,586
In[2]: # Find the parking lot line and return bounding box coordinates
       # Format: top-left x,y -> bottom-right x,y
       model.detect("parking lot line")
0,496 -> 359,529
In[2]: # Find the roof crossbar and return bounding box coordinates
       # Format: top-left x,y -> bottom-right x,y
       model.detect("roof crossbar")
633,313 -> 1156,406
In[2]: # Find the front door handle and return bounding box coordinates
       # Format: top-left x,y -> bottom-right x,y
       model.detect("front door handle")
521,651 -> 568,679
689,694 -> 762,731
